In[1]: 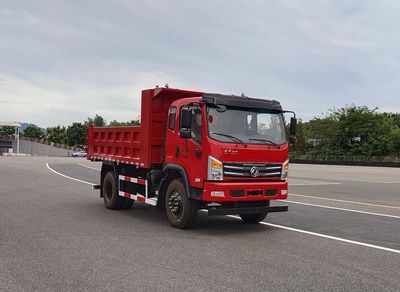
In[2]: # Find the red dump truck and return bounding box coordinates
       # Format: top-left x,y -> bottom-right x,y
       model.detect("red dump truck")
87,87 -> 297,229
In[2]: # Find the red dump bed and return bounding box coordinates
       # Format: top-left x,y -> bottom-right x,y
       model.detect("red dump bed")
87,125 -> 143,165
86,87 -> 203,168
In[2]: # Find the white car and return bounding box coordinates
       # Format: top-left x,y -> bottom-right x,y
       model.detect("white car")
72,150 -> 87,157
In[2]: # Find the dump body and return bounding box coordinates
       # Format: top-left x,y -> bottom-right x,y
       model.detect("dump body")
86,88 -> 202,167
86,125 -> 142,165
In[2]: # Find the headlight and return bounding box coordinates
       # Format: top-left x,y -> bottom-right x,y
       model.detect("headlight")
208,156 -> 223,180
281,160 -> 289,180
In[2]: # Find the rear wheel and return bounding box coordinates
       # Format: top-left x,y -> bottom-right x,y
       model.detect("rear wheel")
239,211 -> 268,224
165,179 -> 198,229
121,198 -> 133,209
102,171 -> 132,210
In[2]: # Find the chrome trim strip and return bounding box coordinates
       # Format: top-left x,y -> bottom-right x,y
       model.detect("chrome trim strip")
223,171 -> 281,177
224,165 -> 247,170
224,171 -> 247,176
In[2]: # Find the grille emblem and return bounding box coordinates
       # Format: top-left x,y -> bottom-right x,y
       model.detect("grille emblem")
250,166 -> 260,177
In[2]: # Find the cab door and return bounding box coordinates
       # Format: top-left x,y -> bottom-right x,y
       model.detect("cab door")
165,106 -> 177,162
176,104 -> 205,189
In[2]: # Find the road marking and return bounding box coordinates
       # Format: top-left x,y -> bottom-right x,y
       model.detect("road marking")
46,163 -> 95,186
47,164 -> 400,255
227,215 -> 400,255
291,175 -> 400,184
290,182 -> 341,186
281,200 -> 400,219
290,193 -> 400,210
77,163 -> 101,171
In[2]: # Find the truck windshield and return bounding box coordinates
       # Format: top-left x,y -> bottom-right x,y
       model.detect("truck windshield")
207,107 -> 286,145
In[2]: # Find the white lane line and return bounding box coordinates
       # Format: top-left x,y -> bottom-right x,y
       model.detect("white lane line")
291,175 -> 400,184
46,164 -> 400,255
227,215 -> 400,255
281,200 -> 400,219
290,182 -> 341,186
46,163 -> 95,186
290,193 -> 400,210
77,163 -> 101,171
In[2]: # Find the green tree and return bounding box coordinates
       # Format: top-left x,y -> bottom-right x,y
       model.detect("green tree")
387,123 -> 400,155
0,126 -> 15,136
46,125 -> 67,144
108,119 -> 140,126
305,115 -> 340,155
292,104 -> 400,158
289,119 -> 309,153
65,123 -> 86,147
332,105 -> 378,155
87,114 -> 106,127
23,125 -> 45,139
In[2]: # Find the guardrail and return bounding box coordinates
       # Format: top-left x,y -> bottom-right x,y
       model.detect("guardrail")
290,154 -> 400,167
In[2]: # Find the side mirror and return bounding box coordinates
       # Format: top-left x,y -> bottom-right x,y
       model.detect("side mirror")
180,108 -> 192,129
179,128 -> 191,139
179,107 -> 192,139
289,117 -> 297,144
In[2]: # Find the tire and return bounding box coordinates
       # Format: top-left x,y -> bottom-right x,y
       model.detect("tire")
121,198 -> 134,209
165,178 -> 198,229
239,211 -> 268,224
102,170 -> 131,210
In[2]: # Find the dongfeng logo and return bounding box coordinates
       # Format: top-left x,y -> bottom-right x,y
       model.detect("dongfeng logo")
250,166 -> 260,177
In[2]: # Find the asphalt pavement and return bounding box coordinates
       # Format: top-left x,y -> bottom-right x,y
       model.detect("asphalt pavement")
1,157 -> 399,291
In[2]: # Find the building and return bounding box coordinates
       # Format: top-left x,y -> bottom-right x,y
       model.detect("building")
0,121 -> 21,155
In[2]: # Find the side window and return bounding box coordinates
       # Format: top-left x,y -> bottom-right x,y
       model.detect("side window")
168,107 -> 176,130
247,113 -> 257,133
257,114 -> 272,134
190,106 -> 202,144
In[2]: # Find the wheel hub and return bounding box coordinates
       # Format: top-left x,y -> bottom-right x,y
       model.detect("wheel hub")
168,191 -> 183,218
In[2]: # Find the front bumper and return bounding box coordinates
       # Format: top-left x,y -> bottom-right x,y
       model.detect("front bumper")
208,205 -> 288,216
202,180 -> 288,202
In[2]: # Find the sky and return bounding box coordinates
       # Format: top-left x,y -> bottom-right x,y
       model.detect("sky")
1,0 -> 399,128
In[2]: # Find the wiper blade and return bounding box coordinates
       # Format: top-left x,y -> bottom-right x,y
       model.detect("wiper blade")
202,98 -> 226,112
248,138 -> 278,145
212,132 -> 245,144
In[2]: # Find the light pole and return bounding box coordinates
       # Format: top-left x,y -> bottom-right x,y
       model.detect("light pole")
13,124 -> 20,156
16,126 -> 20,156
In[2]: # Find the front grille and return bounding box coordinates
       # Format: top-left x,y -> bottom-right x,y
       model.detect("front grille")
223,162 -> 282,178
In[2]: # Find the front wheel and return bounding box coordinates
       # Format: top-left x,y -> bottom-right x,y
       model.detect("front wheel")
165,178 -> 198,229
239,211 -> 268,224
